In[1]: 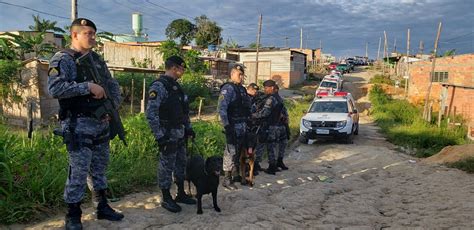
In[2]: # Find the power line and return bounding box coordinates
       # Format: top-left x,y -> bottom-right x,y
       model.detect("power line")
440,31 -> 474,43
0,1 -> 69,19
144,0 -> 191,19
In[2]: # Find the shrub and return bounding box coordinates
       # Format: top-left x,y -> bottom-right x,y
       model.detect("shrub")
447,157 -> 474,173
0,60 -> 22,103
370,74 -> 394,85
114,72 -> 157,103
180,72 -> 211,110
369,84 -> 467,157
285,98 -> 312,142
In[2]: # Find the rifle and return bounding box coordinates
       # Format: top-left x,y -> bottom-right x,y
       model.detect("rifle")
284,122 -> 291,140
77,52 -> 127,146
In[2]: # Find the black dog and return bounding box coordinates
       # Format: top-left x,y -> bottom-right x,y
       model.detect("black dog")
186,155 -> 223,214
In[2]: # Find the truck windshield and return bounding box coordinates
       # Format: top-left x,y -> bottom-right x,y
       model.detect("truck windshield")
309,101 -> 348,113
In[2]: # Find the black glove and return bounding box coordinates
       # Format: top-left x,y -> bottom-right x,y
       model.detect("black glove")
185,128 -> 196,139
224,125 -> 235,145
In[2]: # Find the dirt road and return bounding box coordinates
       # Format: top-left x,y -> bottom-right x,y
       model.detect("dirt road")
23,68 -> 474,229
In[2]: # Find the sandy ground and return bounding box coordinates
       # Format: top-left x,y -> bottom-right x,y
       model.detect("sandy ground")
16,68 -> 474,229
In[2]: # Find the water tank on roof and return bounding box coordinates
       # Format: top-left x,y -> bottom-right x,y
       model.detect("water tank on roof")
132,13 -> 143,37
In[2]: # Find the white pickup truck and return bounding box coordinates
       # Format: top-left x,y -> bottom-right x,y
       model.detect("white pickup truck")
300,91 -> 359,144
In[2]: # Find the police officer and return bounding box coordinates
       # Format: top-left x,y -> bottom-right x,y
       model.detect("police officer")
146,56 -> 196,213
274,85 -> 289,170
246,83 -> 266,173
252,80 -> 288,175
48,18 -> 124,230
218,64 -> 251,190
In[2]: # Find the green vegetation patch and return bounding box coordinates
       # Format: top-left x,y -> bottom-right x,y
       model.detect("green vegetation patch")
369,84 -> 467,157
447,157 -> 474,173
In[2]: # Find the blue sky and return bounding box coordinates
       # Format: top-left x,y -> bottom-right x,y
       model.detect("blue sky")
1,0 -> 473,58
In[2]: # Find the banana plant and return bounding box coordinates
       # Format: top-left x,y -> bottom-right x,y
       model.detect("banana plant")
2,32 -> 55,60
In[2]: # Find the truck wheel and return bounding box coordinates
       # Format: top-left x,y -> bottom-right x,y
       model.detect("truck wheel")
345,130 -> 354,144
299,135 -> 309,144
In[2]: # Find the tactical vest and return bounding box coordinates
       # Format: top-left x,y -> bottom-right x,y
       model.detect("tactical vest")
253,92 -> 268,113
58,49 -> 106,120
268,94 -> 284,126
153,75 -> 186,128
222,82 -> 251,124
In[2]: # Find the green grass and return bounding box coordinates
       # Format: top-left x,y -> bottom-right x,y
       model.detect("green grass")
369,84 -> 468,157
0,114 -> 225,224
0,96 -> 310,224
447,157 -> 474,173
285,96 -> 313,143
369,74 -> 394,85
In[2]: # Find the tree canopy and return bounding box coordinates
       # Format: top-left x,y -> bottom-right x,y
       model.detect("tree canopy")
194,15 -> 222,48
165,19 -> 196,46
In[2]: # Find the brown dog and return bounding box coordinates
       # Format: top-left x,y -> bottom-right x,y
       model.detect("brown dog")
239,129 -> 258,186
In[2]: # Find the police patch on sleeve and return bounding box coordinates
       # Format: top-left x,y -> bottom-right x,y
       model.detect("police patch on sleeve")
48,67 -> 60,77
149,91 -> 157,99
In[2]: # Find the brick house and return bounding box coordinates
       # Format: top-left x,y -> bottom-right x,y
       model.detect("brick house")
407,53 -> 474,125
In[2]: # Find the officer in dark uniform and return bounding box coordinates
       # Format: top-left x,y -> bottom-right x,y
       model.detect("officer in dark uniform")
48,18 -> 124,230
146,56 -> 196,213
274,85 -> 289,170
218,64 -> 251,190
252,80 -> 288,175
246,83 -> 266,173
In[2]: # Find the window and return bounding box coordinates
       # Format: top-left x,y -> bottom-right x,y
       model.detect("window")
309,101 -> 348,113
431,72 -> 448,82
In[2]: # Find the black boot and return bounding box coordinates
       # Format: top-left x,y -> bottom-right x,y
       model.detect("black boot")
65,202 -> 82,230
264,163 -> 278,175
277,158 -> 289,170
161,189 -> 181,213
222,171 -> 238,190
231,166 -> 242,183
175,180 -> 196,205
95,189 -> 124,221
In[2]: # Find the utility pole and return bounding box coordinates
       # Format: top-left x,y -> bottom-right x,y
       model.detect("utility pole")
365,42 -> 368,58
300,27 -> 303,50
254,14 -> 262,84
393,38 -> 397,53
383,31 -> 388,75
377,36 -> 381,60
423,22 -> 442,121
405,28 -> 410,97
71,0 -> 77,21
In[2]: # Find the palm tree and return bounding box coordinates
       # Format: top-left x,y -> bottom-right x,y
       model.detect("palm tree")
28,15 -> 65,33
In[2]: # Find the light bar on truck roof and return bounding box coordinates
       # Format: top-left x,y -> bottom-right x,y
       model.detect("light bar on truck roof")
334,91 -> 349,97
315,91 -> 349,98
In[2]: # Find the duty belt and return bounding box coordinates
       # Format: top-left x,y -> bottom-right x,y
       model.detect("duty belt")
230,117 -> 248,124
